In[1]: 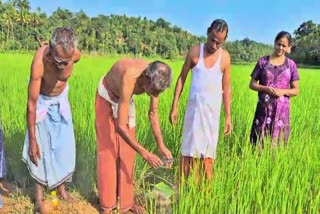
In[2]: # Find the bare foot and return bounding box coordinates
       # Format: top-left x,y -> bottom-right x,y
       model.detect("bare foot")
100,209 -> 112,214
34,199 -> 42,213
34,183 -> 44,213
127,205 -> 146,214
57,184 -> 75,203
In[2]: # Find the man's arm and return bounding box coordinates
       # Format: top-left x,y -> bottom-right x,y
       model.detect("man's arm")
116,72 -> 163,168
27,49 -> 44,166
222,51 -> 232,135
169,47 -> 194,125
149,96 -> 172,160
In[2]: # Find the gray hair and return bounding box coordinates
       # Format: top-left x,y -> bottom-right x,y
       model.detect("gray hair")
145,61 -> 173,92
49,27 -> 77,53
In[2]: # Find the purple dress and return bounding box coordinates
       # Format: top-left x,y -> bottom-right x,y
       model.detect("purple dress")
250,56 -> 300,145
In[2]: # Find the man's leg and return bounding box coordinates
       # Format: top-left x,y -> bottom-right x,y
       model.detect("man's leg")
203,158 -> 214,180
95,93 -> 118,213
179,156 -> 191,184
180,156 -> 205,184
57,183 -> 74,202
34,182 -> 44,212
118,126 -> 138,212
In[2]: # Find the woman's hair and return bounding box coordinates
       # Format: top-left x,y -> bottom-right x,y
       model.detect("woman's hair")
275,31 -> 293,46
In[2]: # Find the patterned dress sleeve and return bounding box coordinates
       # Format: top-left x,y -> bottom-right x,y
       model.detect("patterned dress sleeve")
289,59 -> 300,82
250,57 -> 264,81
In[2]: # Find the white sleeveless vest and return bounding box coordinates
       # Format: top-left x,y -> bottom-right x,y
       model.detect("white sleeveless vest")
181,44 -> 223,158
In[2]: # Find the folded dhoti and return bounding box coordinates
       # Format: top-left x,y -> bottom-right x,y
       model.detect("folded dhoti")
22,85 -> 75,189
97,77 -> 136,128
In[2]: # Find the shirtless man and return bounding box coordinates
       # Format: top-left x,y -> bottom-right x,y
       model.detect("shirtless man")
22,27 -> 80,211
95,59 -> 173,213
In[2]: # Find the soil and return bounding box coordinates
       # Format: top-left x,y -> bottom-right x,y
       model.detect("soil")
0,181 -> 102,214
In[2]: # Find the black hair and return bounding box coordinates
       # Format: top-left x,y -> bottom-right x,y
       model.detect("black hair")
275,31 -> 293,46
207,19 -> 229,39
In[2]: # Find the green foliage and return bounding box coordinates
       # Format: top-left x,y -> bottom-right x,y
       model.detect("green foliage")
291,20 -> 320,65
0,1 -> 319,62
0,54 -> 319,213
224,38 -> 273,63
0,1 -> 272,61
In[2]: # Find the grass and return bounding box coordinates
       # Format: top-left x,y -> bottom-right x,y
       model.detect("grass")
0,53 -> 319,213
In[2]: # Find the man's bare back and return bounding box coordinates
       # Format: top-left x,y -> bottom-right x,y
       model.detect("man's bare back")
103,58 -> 149,102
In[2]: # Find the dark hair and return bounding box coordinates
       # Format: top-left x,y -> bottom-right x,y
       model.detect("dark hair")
145,60 -> 173,92
207,19 -> 229,39
50,27 -> 77,53
275,31 -> 293,46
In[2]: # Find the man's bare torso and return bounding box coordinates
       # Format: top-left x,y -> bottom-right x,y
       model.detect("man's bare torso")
103,58 -> 149,102
37,45 -> 80,97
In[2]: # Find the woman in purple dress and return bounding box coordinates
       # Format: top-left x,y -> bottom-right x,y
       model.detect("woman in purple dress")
249,31 -> 300,147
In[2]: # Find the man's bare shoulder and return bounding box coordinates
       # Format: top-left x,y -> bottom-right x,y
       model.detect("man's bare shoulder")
221,49 -> 231,72
33,45 -> 48,63
30,45 -> 48,78
188,45 -> 201,58
221,49 -> 231,63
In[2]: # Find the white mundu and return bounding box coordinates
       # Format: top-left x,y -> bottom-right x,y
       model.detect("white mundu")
181,43 -> 223,159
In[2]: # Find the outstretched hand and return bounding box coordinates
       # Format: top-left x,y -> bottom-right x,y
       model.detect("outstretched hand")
143,152 -> 163,168
158,145 -> 173,168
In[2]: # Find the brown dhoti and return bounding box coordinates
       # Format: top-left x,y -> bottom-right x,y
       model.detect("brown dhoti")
95,78 -> 136,212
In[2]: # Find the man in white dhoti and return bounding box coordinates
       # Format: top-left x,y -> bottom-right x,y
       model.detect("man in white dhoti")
169,19 -> 232,181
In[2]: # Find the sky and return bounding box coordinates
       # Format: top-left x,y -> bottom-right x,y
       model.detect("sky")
27,0 -> 320,45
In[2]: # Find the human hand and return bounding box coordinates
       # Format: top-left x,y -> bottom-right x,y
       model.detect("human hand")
273,88 -> 286,97
224,116 -> 232,136
28,140 -> 41,166
169,108 -> 178,125
143,152 -> 163,168
266,86 -> 277,96
158,145 -> 173,168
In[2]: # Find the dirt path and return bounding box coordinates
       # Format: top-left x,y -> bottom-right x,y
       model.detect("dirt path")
0,182 -> 101,214
0,179 -> 174,214
0,194 -> 100,214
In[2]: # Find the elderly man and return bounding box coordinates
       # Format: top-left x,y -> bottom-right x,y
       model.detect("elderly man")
22,27 -> 80,211
95,59 -> 173,213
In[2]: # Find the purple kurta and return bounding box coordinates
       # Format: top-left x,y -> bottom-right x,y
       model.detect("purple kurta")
250,56 -> 299,145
